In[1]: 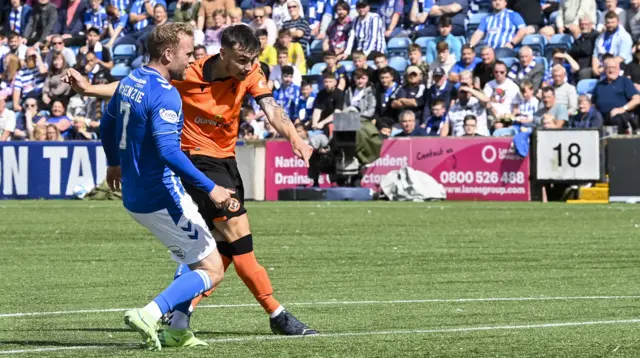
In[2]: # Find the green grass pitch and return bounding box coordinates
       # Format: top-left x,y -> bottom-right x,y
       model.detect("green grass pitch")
1,201 -> 640,357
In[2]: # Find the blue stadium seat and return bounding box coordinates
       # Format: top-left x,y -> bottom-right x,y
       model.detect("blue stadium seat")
521,34 -> 547,56
548,34 -> 574,50
577,79 -> 598,95
386,37 -> 413,58
388,56 -> 408,74
495,47 -> 517,58
501,57 -> 517,69
111,64 -> 132,80
339,60 -> 355,74
535,56 -> 549,71
113,44 -> 137,64
167,1 -> 177,17
456,35 -> 467,45
309,39 -> 324,65
366,60 -> 377,69
466,13 -> 489,37
309,62 -> 327,76
414,36 -> 435,55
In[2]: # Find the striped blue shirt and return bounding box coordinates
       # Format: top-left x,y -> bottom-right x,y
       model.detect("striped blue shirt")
9,6 -> 24,35
514,95 -> 539,125
345,12 -> 386,56
274,83 -> 301,120
109,0 -> 131,14
478,9 -> 525,49
281,18 -> 312,49
14,67 -> 44,96
411,0 -> 433,31
296,93 -> 316,121
85,7 -> 109,33
130,0 -> 156,31
110,13 -> 131,37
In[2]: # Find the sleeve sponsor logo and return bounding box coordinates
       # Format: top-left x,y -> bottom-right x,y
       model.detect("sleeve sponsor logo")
160,108 -> 179,123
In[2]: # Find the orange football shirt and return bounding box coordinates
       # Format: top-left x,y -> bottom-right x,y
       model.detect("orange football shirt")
172,55 -> 272,158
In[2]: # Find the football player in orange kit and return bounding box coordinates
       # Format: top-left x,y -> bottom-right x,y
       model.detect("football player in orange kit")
64,24 -> 317,345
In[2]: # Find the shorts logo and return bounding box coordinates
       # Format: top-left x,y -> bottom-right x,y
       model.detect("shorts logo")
160,108 -> 179,123
228,198 -> 241,213
168,245 -> 186,259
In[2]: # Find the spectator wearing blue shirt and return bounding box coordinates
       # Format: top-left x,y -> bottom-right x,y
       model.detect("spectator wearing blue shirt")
469,0 -> 527,49
129,0 -> 157,33
423,66 -> 457,120
592,57 -> 640,133
423,99 -> 448,135
323,50 -> 348,90
105,4 -> 131,49
273,66 -> 301,121
85,0 -> 108,35
296,80 -> 316,122
108,0 -> 131,15
415,0 -> 468,37
37,100 -> 72,138
394,110 -> 428,136
379,0 -> 404,38
409,0 -> 434,33
450,44 -> 481,83
592,11 -> 633,80
426,16 -> 462,64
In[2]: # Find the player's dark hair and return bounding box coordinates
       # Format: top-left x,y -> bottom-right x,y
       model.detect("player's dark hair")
282,65 -> 294,76
221,25 -> 261,55
255,29 -> 269,38
147,22 -> 195,61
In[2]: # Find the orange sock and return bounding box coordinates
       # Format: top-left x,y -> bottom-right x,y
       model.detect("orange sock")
190,255 -> 233,309
233,251 -> 281,314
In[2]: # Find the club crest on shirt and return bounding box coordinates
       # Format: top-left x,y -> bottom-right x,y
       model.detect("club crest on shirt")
159,108 -> 179,123
228,198 -> 241,212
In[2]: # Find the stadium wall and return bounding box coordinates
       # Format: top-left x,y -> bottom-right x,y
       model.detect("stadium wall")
0,138 -> 531,201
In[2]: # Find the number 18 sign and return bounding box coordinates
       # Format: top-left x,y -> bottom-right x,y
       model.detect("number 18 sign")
535,129 -> 601,181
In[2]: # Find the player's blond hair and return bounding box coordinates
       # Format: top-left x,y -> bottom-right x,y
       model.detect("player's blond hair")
147,23 -> 195,61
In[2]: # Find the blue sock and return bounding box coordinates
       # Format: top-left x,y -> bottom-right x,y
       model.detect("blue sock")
153,270 -> 212,315
174,264 -> 190,280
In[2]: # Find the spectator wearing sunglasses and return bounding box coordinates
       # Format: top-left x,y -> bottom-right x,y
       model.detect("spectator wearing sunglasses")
43,34 -> 76,69
281,0 -> 311,49
483,60 -> 520,123
249,7 -> 277,46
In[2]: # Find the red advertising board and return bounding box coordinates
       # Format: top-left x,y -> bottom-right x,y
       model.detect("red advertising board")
265,137 -> 530,201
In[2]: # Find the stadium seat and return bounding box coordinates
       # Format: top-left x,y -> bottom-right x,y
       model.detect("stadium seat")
577,79 -> 598,95
386,37 -> 413,58
113,44 -> 137,64
309,39 -> 324,65
366,60 -> 377,69
535,56 -> 549,71
339,60 -> 355,74
309,62 -> 327,76
111,64 -> 131,80
495,47 -> 517,58
521,34 -> 547,56
389,56 -> 408,74
414,36 -> 435,55
456,35 -> 467,45
548,34 -> 574,50
167,1 -> 177,17
466,13 -> 489,37
501,57 -> 517,69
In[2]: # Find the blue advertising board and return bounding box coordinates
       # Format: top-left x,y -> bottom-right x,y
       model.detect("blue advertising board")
0,142 -> 106,199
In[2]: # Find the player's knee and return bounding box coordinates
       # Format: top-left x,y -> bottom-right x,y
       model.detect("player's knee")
231,234 -> 254,255
215,215 -> 251,242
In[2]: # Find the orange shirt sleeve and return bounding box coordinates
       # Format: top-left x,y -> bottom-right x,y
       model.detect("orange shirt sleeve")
246,64 -> 272,101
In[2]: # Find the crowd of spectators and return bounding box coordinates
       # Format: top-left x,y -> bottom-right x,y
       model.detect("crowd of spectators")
0,0 -> 639,143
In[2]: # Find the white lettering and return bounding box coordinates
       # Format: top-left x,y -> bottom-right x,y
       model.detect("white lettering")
43,146 -> 68,195
95,146 -> 107,185
371,155 -> 409,167
481,145 -> 497,163
66,147 -> 95,195
274,156 -> 306,168
2,146 -> 28,195
275,172 -> 313,185
118,84 -> 145,103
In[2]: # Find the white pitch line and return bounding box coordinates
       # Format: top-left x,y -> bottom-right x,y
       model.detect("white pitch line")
2,295 -> 640,319
1,319 -> 640,355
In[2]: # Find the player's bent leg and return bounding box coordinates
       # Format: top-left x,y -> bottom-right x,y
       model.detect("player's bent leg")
214,214 -> 318,336
124,200 -> 224,350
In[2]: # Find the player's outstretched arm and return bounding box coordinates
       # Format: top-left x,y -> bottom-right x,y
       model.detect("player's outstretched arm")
259,96 -> 313,166
63,68 -> 119,99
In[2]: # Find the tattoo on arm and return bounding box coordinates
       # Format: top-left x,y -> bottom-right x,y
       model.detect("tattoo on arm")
259,96 -> 290,124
